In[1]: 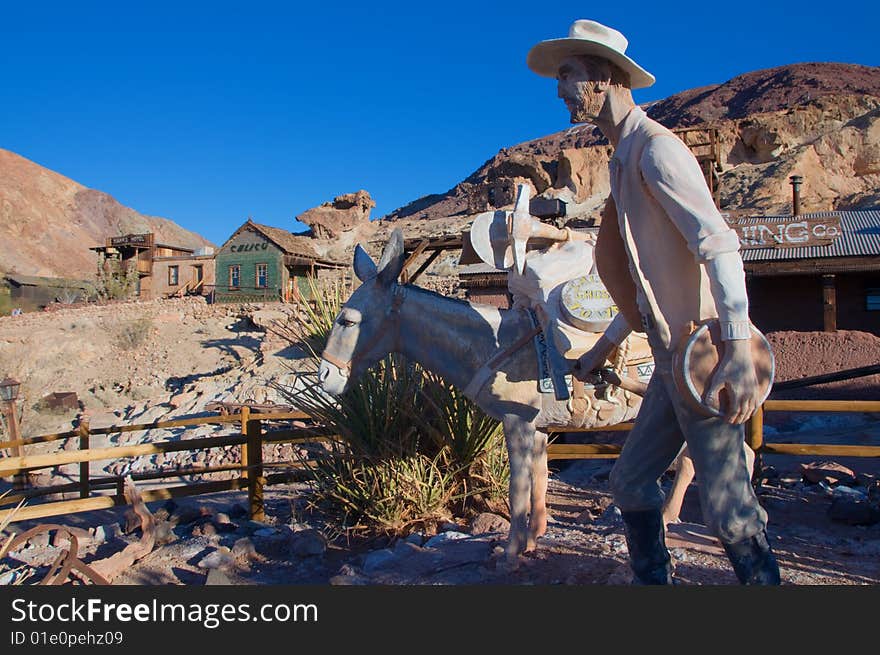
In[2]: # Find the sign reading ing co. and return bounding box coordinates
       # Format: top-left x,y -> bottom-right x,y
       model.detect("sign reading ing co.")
730,214 -> 843,249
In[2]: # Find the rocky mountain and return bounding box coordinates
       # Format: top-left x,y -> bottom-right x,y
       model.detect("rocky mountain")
0,149 -> 215,279
383,63 -> 880,225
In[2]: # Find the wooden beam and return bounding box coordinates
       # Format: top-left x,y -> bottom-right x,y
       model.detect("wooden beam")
823,274 -> 837,332
745,255 -> 880,277
764,399 -> 880,412
0,434 -> 247,476
407,249 -> 443,284
0,410 -> 308,450
546,444 -> 621,461
0,478 -> 248,523
400,239 -> 429,284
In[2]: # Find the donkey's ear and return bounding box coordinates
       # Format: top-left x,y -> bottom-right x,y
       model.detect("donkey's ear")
377,229 -> 405,286
353,244 -> 377,282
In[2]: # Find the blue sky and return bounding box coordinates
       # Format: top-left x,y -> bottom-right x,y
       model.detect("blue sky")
2,1 -> 877,246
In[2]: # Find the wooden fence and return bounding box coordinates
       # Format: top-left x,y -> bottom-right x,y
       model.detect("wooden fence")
2,399 -> 879,524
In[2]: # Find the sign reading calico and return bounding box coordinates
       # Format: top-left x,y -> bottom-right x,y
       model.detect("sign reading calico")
230,243 -> 270,253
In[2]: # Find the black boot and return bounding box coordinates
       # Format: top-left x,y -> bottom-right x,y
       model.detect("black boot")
721,530 -> 781,585
620,509 -> 674,585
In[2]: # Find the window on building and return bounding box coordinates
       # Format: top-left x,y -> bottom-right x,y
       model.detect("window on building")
256,263 -> 268,289
867,288 -> 880,311
168,265 -> 179,286
229,265 -> 241,289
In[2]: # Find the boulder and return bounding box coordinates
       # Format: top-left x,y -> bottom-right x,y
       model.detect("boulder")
296,190 -> 375,239
469,512 -> 510,535
290,529 -> 327,557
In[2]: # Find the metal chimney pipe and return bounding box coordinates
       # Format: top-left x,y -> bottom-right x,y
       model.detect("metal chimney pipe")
789,175 -> 803,216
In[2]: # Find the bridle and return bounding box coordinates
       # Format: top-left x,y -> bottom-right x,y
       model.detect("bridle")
321,283 -> 406,377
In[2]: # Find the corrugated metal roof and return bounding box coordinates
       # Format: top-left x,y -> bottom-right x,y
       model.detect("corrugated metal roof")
736,210 -> 880,261
459,263 -> 505,275
4,275 -> 94,289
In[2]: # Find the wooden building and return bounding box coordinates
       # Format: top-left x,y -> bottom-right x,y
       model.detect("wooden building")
90,233 -> 215,300
737,210 -> 880,335
151,252 -> 216,299
3,275 -> 96,312
213,220 -> 345,303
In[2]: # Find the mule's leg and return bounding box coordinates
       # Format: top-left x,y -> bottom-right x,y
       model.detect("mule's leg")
502,416 -> 535,563
526,430 -> 548,552
744,442 -> 756,480
661,445 -> 695,527
661,442 -> 756,527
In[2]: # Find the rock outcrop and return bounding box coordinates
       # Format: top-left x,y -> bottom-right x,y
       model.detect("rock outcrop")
0,149 -> 214,279
296,190 -> 375,239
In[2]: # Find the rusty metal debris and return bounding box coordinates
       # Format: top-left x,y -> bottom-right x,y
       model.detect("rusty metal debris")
1,476 -> 156,585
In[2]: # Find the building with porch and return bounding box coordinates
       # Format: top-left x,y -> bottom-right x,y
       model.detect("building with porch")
213,220 -> 345,303
90,233 -> 215,300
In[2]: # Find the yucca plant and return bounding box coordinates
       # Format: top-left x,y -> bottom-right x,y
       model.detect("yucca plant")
293,275 -> 353,357
416,372 -> 503,470
276,273 -> 510,537
306,451 -> 467,535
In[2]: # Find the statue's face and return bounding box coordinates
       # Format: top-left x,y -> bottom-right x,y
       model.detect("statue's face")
556,56 -> 609,124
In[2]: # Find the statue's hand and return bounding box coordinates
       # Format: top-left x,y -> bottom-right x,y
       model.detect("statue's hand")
571,335 -> 616,382
703,339 -> 759,425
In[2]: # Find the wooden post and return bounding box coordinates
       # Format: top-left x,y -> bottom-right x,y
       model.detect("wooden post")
3,400 -> 27,491
78,415 -> 91,499
239,405 -> 250,489
746,404 -> 764,483
246,415 -> 265,522
746,404 -> 764,452
822,274 -> 837,332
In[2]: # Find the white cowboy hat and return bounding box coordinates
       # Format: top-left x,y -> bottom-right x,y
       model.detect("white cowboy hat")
527,19 -> 655,89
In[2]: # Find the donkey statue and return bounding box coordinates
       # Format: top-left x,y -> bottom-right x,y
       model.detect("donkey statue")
318,229 -> 649,563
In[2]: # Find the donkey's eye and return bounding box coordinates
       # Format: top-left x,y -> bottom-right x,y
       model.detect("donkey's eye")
337,318 -> 357,328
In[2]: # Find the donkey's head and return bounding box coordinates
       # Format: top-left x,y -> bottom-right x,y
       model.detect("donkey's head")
319,229 -> 406,395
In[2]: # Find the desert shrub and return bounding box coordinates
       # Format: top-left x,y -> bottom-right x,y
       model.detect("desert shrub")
54,280 -> 90,305
115,318 -> 153,351
95,254 -> 139,300
276,275 -> 508,537
0,285 -> 11,317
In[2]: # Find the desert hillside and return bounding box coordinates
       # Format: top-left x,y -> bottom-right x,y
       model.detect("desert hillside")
382,63 -> 880,227
0,149 -> 215,279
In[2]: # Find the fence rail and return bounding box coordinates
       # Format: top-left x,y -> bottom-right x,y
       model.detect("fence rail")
2,399 -> 880,523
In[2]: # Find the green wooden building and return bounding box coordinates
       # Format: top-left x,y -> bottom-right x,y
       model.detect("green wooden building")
213,220 -> 344,303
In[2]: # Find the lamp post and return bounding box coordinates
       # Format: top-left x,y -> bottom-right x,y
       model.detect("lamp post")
0,376 -> 26,491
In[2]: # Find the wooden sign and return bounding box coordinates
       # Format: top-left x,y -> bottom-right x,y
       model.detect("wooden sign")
725,214 -> 842,249
110,233 -> 152,248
